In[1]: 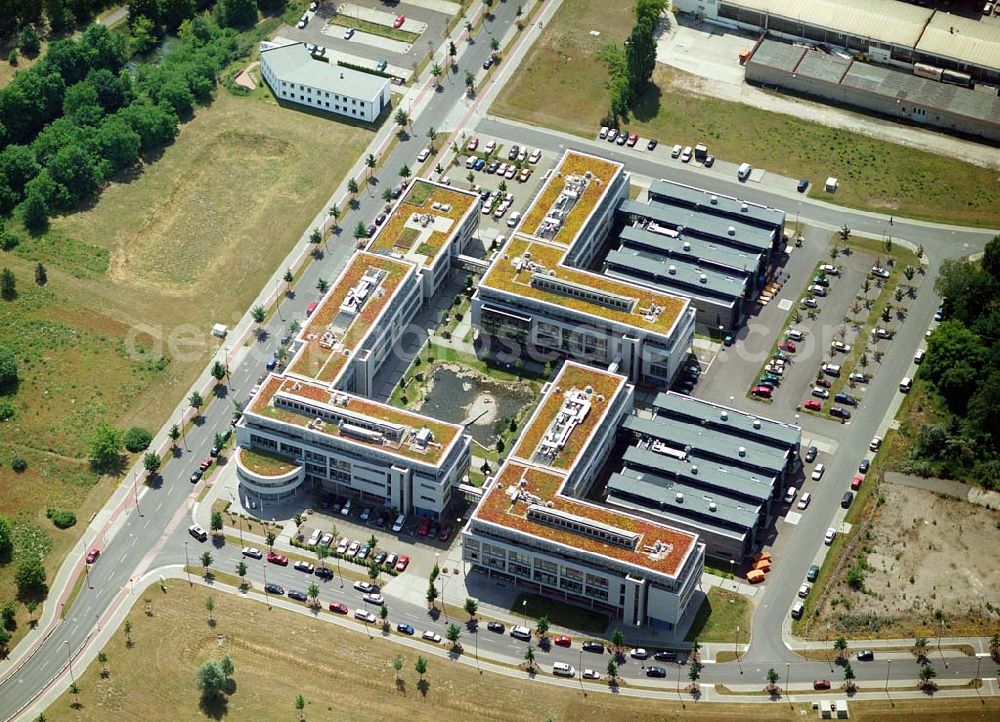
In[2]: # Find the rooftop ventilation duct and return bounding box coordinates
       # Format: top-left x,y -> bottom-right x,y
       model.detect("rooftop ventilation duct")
668,265 -> 676,275
710,196 -> 718,205
709,502 -> 717,512
690,465 -> 698,474
683,241 -> 691,251
728,226 -> 736,236
752,419 -> 761,429
699,274 -> 708,284
720,410 -> 728,421
740,203 -> 748,212
738,446 -> 747,457
676,492 -> 684,503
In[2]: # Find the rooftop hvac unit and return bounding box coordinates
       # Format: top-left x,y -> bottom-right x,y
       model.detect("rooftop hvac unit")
728,226 -> 736,236
546,500 -> 554,508
683,241 -> 691,251
738,446 -> 747,457
709,502 -> 718,512
752,419 -> 761,429
740,203 -> 748,212
699,274 -> 708,284
668,265 -> 676,275
720,410 -> 728,420
690,465 -> 698,474
676,492 -> 684,503
710,195 -> 718,205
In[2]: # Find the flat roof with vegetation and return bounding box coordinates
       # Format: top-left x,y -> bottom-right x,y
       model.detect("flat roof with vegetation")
367,180 -> 479,267
237,446 -> 301,477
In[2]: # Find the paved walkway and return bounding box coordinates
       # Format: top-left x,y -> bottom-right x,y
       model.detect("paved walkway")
884,472 -> 1000,511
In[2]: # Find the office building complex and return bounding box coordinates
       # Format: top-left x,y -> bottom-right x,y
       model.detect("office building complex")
462,363 -> 705,629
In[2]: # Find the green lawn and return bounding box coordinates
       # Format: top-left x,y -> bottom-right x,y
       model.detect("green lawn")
684,587 -> 752,644
492,0 -> 1000,228
511,592 -> 609,635
331,15 -> 419,43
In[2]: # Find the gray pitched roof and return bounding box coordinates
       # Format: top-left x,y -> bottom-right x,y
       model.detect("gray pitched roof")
261,42 -> 389,100
648,179 -> 786,231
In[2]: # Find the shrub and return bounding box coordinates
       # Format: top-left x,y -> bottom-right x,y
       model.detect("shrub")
123,426 -> 153,452
46,508 -> 77,529
0,398 -> 14,421
10,454 -> 27,472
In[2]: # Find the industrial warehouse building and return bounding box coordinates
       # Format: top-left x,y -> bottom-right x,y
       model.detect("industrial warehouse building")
607,392 -> 801,562
673,0 -> 1000,83
746,39 -> 1000,142
609,180 -> 785,332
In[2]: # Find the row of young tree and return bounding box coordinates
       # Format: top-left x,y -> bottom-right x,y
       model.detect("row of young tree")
0,18 -> 250,232
903,235 -> 1000,487
598,0 -> 666,123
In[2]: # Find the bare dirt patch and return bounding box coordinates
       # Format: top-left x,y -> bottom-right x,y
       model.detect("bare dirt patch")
811,484 -> 1000,639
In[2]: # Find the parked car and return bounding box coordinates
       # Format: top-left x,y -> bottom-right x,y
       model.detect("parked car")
355,609 -> 377,623
264,583 -> 285,595
824,528 -> 837,545
703,155 -> 715,167
438,524 -> 453,541
804,445 -> 818,462
822,363 -> 842,377
553,635 -> 572,647
751,385 -> 772,398
646,666 -> 668,678
329,600 -> 348,614
393,14 -> 405,28
294,561 -> 315,574
487,621 -> 506,633
422,630 -> 442,643
616,132 -> 627,145
582,669 -> 601,680
813,679 -> 831,690
870,266 -> 890,279
797,492 -> 811,510
803,399 -> 821,411
582,641 -> 604,653
647,139 -> 658,150
680,146 -> 692,162
85,547 -> 100,564
791,601 -> 804,619
627,133 -> 639,147
831,340 -> 851,353
267,552 -> 288,566
630,648 -> 649,660
242,547 -> 263,559
811,463 -> 826,480
849,371 -> 867,384
811,387 -> 830,399
816,377 -> 832,388
802,297 -> 819,309
397,623 -> 415,635
796,178 -> 809,193
779,340 -> 796,353
188,524 -> 208,542
343,27 -> 354,39
376,59 -> 388,72
783,486 -> 797,504
288,589 -> 308,602
385,552 -> 398,568
807,564 -> 820,582
830,406 -> 851,419
670,144 -> 682,158
851,475 -> 863,491
395,555 -> 410,572
529,149 -> 541,163
417,148 -> 430,162
834,392 -> 857,406
859,458 -> 870,474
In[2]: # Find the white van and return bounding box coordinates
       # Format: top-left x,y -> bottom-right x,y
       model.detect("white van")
737,162 -> 752,181
914,349 -> 926,364
391,514 -> 406,533
899,376 -> 913,393
786,328 -> 804,341
510,625 -> 532,641
307,529 -> 322,546
811,463 -> 826,481
552,662 -> 576,677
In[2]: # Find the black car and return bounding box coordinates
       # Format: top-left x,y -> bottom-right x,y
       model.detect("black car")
834,392 -> 857,406
264,583 -> 285,595
487,161 -> 500,173
507,145 -> 519,160
857,649 -> 875,661
582,641 -> 605,653
616,133 -> 627,145
796,178 -> 810,193
366,223 -> 377,237
645,666 -> 668,678
487,621 -> 505,633
703,155 -> 715,167
482,56 -> 494,70
314,567 -> 334,580
428,522 -> 440,538
859,458 -> 870,474
210,446 -> 220,457
653,650 -> 678,662
397,622 -> 415,635
375,213 -> 387,226
830,406 -> 851,419
375,512 -> 386,528
288,589 -> 308,602
841,491 -> 854,508
805,445 -> 818,463
646,138 -> 658,151
189,469 -> 202,483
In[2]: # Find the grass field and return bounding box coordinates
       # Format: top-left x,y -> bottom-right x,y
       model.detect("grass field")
511,592 -> 608,635
0,87 -> 372,647
46,581 -> 1000,721
492,0 -> 1000,228
684,587 -> 752,644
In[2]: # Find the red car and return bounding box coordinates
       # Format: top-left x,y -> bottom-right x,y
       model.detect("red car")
416,519 -> 431,537
803,399 -> 821,411
199,457 -> 213,471
779,340 -> 796,352
851,475 -> 863,490
85,547 -> 100,564
751,385 -> 772,398
813,679 -> 831,690
438,524 -> 453,542
267,551 -> 289,566
395,555 -> 410,572
393,14 -> 405,28
467,136 -> 479,151
553,635 -> 572,647
815,377 -> 832,388
626,133 -> 638,147
329,600 -> 349,614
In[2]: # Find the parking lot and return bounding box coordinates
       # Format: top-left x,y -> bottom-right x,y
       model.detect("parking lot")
279,0 -> 455,73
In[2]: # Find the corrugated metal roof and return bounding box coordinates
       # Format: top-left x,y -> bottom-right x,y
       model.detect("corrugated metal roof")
794,47 -> 851,84
918,13 -> 1000,71
725,0 -> 933,48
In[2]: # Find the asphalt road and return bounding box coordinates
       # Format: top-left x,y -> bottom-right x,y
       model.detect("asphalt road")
3,4 -> 998,716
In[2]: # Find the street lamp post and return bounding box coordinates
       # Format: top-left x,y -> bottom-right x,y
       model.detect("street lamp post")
133,472 -> 141,516
736,626 -> 742,675
579,648 -> 584,695
522,598 -> 527,627
263,565 -> 270,607
184,542 -> 190,584
939,620 -> 948,669
729,559 -> 735,592
885,658 -> 891,694
64,640 -> 75,685
785,662 -> 790,701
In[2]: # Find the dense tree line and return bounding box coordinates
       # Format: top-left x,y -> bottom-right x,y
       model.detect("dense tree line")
0,0 -> 113,39
599,0 -> 666,124
904,236 -> 1000,487
0,19 -> 249,230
